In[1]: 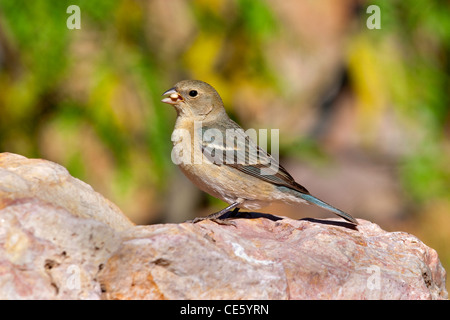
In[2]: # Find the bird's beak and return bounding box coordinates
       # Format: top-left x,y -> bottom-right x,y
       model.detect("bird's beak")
161,87 -> 183,105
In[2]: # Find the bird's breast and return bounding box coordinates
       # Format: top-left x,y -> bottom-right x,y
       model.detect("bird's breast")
170,118 -> 277,208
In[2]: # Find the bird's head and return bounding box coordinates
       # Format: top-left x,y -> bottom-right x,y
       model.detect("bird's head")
162,80 -> 226,120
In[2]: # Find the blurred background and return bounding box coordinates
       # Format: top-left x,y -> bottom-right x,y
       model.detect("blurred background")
0,0 -> 449,288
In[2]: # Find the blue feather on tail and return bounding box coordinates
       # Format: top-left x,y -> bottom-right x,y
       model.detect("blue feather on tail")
297,193 -> 358,224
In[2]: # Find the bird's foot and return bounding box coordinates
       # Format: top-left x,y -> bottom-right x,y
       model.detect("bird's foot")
186,204 -> 240,227
189,216 -> 237,227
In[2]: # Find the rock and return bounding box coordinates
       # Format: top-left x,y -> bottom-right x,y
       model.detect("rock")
0,198 -> 122,299
0,153 -> 447,299
0,152 -> 133,299
98,215 -> 447,300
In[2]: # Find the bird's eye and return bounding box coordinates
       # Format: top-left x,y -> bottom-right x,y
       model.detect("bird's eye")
189,90 -> 198,97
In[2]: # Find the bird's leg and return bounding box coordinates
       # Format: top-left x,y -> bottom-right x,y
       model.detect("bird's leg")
190,202 -> 240,226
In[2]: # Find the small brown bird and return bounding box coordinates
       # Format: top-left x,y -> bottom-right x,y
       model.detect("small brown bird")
162,80 -> 358,225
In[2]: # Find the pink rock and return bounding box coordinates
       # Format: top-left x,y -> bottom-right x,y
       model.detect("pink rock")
0,153 -> 131,299
0,198 -> 122,299
99,217 -> 447,300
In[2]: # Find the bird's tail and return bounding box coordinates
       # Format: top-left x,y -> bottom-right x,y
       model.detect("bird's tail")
297,193 -> 358,225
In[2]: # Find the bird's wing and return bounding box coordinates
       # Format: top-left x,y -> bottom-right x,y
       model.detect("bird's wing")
200,122 -> 309,194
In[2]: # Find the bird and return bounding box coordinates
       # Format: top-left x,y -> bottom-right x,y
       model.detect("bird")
161,80 -> 358,225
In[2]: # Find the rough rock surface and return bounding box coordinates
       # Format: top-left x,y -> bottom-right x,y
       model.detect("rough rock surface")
98,216 -> 447,300
0,153 -> 447,299
0,153 -> 133,299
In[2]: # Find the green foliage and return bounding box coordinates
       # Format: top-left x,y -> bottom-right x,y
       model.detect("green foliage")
368,0 -> 450,203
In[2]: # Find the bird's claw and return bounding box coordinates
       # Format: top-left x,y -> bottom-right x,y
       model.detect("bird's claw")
187,217 -> 237,227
